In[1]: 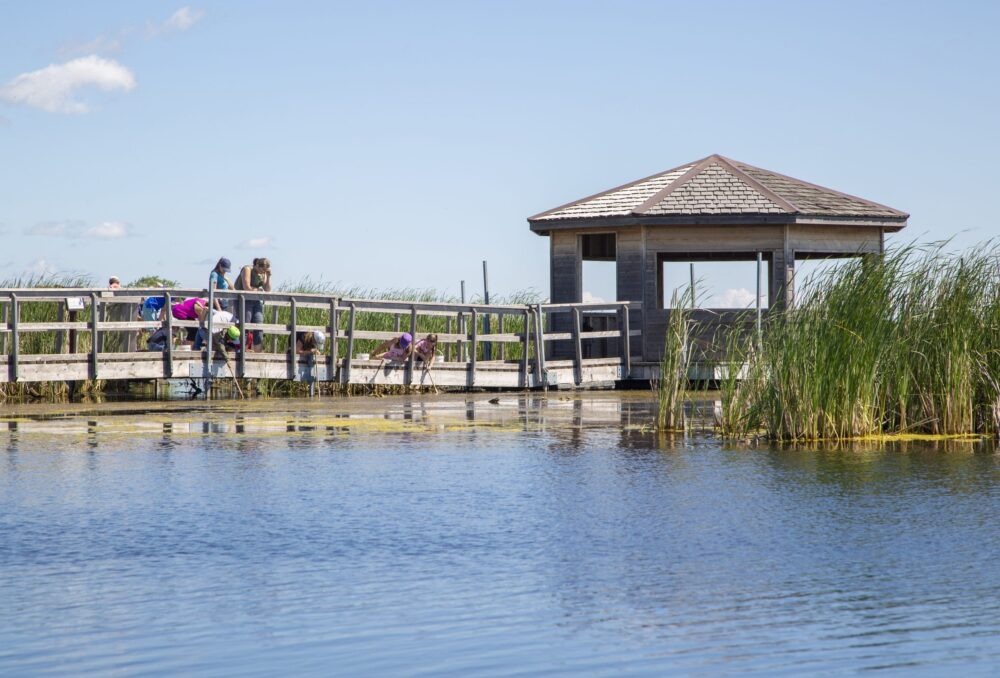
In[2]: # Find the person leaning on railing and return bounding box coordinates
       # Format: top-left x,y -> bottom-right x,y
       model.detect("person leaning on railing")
235,257 -> 271,352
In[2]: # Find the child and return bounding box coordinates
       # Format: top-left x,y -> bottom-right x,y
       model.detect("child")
413,334 -> 439,365
371,332 -> 412,362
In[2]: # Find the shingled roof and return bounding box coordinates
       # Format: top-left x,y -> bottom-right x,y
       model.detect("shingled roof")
528,154 -> 908,230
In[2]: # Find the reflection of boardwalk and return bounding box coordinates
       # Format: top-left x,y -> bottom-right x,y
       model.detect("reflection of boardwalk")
0,287 -> 640,391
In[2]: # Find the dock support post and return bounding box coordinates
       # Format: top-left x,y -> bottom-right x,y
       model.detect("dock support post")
521,309 -> 529,388
329,299 -> 338,384
533,304 -> 546,390
470,309 -> 478,389
498,314 -> 505,361
344,303 -> 356,385
572,307 -> 583,386
164,293 -> 174,378
89,293 -> 99,381
621,303 -> 631,379
9,294 -> 18,383
238,294 -> 247,378
406,306 -> 417,387
289,299 -> 298,381
445,317 -> 452,362
206,280 -> 215,399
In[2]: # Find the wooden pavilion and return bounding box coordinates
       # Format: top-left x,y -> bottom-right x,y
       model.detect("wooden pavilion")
528,154 -> 908,362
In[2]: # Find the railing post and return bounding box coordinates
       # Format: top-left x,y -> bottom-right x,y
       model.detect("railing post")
406,306 -> 417,387
344,303 -> 356,385
205,280 -> 215,398
164,292 -> 174,378
621,303 -> 631,379
0,297 -> 7,356
470,309 -> 478,388
521,308 -> 529,388
497,313 -> 505,361
534,304 -> 546,388
9,294 -> 18,383
457,312 -> 465,362
572,307 -> 583,386
238,293 -> 247,378
328,299 -> 338,383
289,298 -> 298,381
90,292 -> 99,381
55,304 -> 65,354
445,316 -> 453,362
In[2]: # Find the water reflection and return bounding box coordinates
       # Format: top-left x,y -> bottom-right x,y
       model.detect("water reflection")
3,394 -> 1000,674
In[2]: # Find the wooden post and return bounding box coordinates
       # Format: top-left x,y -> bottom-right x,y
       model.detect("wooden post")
90,293 -> 99,380
521,309 -> 529,388
55,304 -> 66,354
289,299 -> 298,381
0,299 -> 7,355
621,303 -> 631,379
498,314 -> 505,361
206,280 -> 215,398
328,299 -> 338,383
470,309 -> 478,388
344,303 -> 356,385
238,293 -> 247,378
164,293 -> 174,378
572,307 -> 583,386
533,305 -> 546,388
445,316 -> 452,362
406,306 -> 417,386
394,314 -> 401,333
457,312 -> 465,362
9,294 -> 18,383
69,309 -> 79,354
269,305 -> 279,352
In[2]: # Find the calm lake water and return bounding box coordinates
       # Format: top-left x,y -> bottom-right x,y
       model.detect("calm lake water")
2,394 -> 1000,676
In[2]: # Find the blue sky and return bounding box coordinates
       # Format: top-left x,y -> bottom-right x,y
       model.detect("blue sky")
1,1 -> 998,303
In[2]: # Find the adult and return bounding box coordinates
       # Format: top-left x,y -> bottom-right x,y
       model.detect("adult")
161,296 -> 208,346
235,258 -> 271,352
210,258 -> 232,310
108,276 -> 121,289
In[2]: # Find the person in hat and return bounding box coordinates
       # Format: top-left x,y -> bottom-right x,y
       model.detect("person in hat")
371,332 -> 412,363
296,330 -> 326,356
108,276 -> 121,289
210,257 -> 233,310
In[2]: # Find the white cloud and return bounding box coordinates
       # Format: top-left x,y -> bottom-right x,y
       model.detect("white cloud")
237,236 -> 273,249
59,34 -> 125,58
84,221 -> 132,239
582,291 -> 606,303
26,258 -> 58,277
26,219 -> 133,239
0,55 -> 136,113
710,287 -> 757,309
26,221 -> 74,236
148,7 -> 205,36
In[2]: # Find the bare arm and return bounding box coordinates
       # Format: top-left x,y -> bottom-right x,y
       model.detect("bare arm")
260,271 -> 271,292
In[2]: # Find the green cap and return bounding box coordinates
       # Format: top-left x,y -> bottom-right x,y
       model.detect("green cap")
227,326 -> 240,340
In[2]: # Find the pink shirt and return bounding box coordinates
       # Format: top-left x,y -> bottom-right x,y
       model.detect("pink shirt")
171,298 -> 207,320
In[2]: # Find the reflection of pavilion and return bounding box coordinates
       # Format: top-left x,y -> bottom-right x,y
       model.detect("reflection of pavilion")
529,154 -> 908,361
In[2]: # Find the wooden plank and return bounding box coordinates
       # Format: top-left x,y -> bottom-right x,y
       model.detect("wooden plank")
533,304 -> 545,385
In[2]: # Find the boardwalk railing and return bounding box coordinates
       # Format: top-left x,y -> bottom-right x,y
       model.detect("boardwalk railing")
0,288 -> 641,390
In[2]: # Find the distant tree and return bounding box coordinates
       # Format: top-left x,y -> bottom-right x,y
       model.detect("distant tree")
127,275 -> 178,288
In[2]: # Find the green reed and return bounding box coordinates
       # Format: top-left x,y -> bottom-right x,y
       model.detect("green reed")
657,288 -> 692,431
720,243 -> 1000,440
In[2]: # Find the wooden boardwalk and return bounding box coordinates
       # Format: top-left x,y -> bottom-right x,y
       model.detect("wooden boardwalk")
0,288 -> 641,391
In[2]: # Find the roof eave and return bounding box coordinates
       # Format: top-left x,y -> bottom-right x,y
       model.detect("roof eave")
528,213 -> 908,233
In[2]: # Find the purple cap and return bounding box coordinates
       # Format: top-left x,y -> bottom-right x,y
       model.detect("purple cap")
400,332 -> 412,348
218,257 -> 231,271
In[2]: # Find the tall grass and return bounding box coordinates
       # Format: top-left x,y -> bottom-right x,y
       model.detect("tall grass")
657,289 -> 692,430
720,243 -> 1000,440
